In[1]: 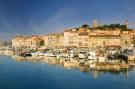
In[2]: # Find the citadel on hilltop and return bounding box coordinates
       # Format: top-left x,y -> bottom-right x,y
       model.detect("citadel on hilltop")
12,20 -> 135,49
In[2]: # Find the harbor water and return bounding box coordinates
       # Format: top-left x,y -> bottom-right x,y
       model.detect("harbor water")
0,55 -> 135,89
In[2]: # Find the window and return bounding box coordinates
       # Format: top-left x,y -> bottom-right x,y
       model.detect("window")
85,43 -> 88,46
79,43 -> 82,46
85,38 -> 88,41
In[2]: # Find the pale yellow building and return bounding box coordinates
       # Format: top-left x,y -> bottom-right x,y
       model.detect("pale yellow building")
121,31 -> 135,48
12,36 -> 27,48
78,28 -> 89,48
89,30 -> 121,48
12,35 -> 41,49
64,29 -> 78,48
42,33 -> 64,48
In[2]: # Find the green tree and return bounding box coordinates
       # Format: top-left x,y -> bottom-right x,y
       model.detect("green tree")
95,23 -> 131,31
81,24 -> 90,29
40,40 -> 44,46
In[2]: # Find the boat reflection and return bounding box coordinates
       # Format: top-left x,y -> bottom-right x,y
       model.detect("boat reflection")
10,55 -> 135,79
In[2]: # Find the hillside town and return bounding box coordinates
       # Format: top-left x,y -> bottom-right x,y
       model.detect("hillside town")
2,1 -> 135,89
11,20 -> 135,50
1,20 -> 135,72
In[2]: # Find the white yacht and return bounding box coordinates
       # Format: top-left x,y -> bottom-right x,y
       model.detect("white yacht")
43,52 -> 50,57
87,51 -> 97,60
31,52 -> 44,56
98,56 -> 106,63
78,51 -> 87,59
49,52 -> 56,57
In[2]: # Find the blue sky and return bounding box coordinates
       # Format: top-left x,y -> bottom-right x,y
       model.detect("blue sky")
0,0 -> 135,40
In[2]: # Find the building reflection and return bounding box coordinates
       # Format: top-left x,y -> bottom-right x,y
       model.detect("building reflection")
10,55 -> 135,79
93,70 -> 99,79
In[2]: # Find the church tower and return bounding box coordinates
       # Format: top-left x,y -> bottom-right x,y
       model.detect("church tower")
125,20 -> 129,28
93,20 -> 97,28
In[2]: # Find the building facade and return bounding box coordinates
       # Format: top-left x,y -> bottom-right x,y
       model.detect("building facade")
64,29 -> 78,48
12,27 -> 135,49
12,35 -> 41,49
42,33 -> 64,48
89,30 -> 121,48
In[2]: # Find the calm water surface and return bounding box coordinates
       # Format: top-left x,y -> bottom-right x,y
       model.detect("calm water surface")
0,55 -> 135,89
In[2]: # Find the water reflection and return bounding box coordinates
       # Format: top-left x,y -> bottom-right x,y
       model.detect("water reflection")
10,55 -> 135,80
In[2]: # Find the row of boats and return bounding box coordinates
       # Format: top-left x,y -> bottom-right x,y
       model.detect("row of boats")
0,48 -> 131,70
1,47 -> 132,63
18,50 -> 106,62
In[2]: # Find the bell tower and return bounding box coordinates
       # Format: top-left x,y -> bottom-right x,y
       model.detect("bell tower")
125,20 -> 128,28
93,20 -> 97,28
